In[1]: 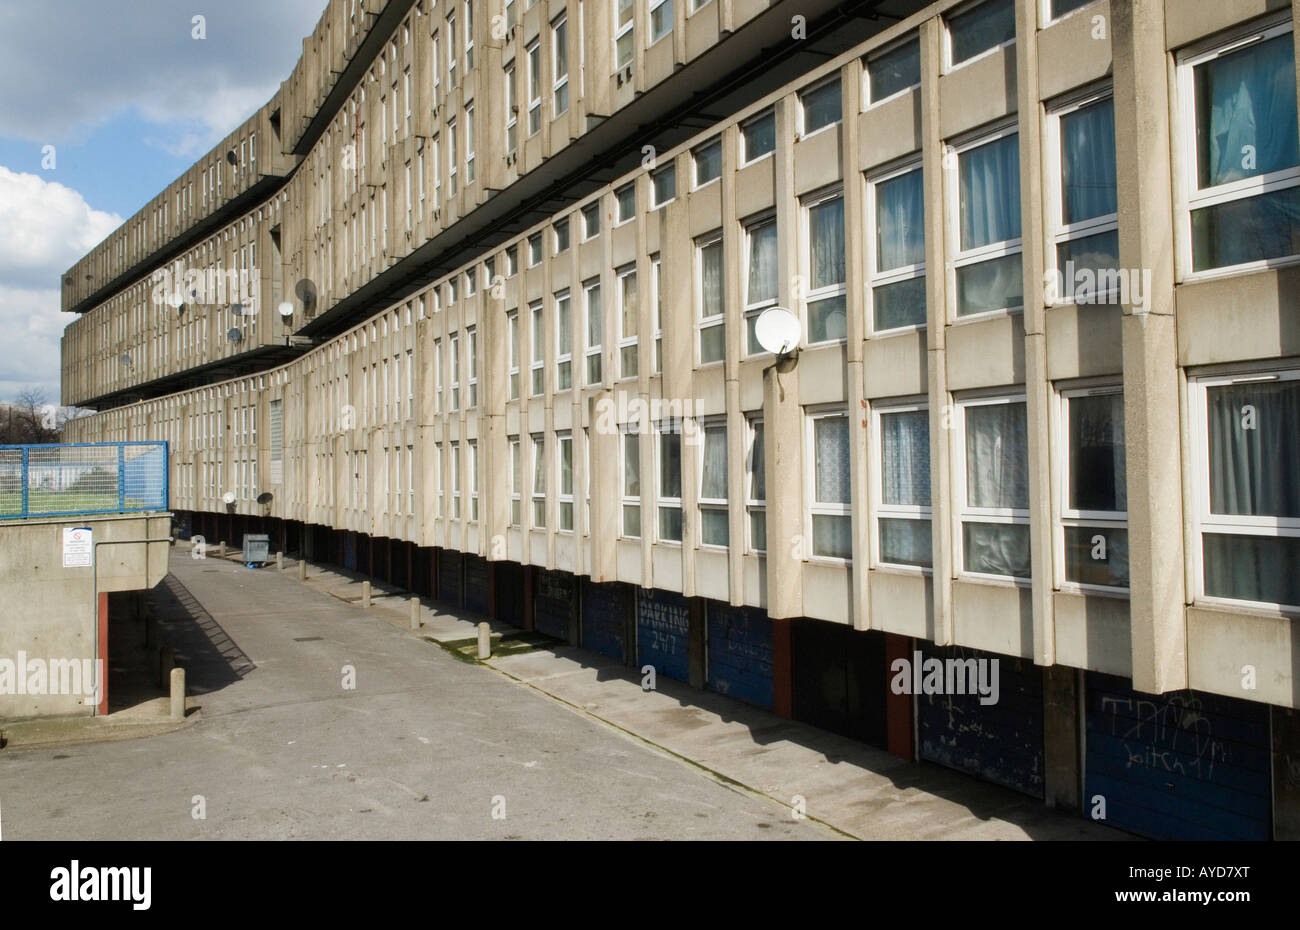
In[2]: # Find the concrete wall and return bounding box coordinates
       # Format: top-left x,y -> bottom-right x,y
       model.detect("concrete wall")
0,512 -> 171,719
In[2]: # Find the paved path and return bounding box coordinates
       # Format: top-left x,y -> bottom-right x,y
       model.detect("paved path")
0,552 -> 827,840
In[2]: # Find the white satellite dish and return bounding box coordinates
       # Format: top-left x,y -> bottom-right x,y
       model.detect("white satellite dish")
278,301 -> 294,318
754,306 -> 801,355
222,491 -> 236,505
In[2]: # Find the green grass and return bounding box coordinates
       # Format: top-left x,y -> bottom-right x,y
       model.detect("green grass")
0,491 -> 152,517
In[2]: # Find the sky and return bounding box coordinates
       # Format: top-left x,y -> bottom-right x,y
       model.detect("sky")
0,0 -> 331,406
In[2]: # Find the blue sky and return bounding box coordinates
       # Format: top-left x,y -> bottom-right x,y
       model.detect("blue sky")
0,0 -> 330,405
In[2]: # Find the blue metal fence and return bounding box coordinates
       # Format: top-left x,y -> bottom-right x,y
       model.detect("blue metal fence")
0,441 -> 169,519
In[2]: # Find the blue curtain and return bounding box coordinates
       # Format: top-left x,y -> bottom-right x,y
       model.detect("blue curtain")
960,133 -> 1021,250
1062,98 -> 1117,224
1198,33 -> 1299,188
877,169 -> 925,271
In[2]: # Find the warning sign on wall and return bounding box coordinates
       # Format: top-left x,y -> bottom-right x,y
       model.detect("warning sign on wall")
62,526 -> 93,568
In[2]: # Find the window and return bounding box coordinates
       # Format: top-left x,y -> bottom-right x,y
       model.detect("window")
743,216 -> 778,354
801,79 -> 842,135
528,233 -> 543,266
558,432 -> 574,531
464,0 -> 474,70
449,331 -> 461,410
1179,18 -> 1300,274
508,310 -> 520,399
805,191 -> 846,343
447,13 -> 457,82
869,162 -> 926,331
694,139 -> 721,187
582,202 -> 601,239
1046,0 -> 1093,23
652,255 -> 663,373
616,184 -> 636,223
469,439 -> 480,521
950,128 -> 1023,316
658,425 -> 683,542
747,417 -> 766,552
650,0 -> 673,43
467,326 -> 478,407
506,0 -> 517,30
505,63 -> 518,152
957,396 -> 1030,578
585,281 -> 603,384
697,232 -> 725,363
1048,93 -> 1118,304
808,409 -> 852,559
874,403 -> 932,568
741,111 -> 776,163
1190,369 -> 1300,609
464,102 -> 475,183
532,433 -> 547,527
452,440 -> 462,518
866,38 -> 921,104
615,0 -> 634,69
552,14 -> 569,115
432,29 -> 441,89
623,430 -> 641,537
554,217 -> 570,253
699,421 -> 728,546
465,268 -> 476,297
1058,386 -> 1127,589
947,0 -> 1016,68
556,291 -> 573,390
510,436 -> 522,525
530,301 -> 545,395
447,117 -> 458,195
652,164 -> 676,207
526,40 -> 542,135
618,266 -> 638,378
434,338 -> 443,412
506,245 -> 519,276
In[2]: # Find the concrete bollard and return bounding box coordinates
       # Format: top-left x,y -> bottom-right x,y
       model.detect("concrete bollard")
410,596 -> 420,630
276,551 -> 284,572
169,667 -> 186,720
362,580 -> 371,609
477,622 -> 491,660
298,559 -> 307,581
217,541 -> 226,558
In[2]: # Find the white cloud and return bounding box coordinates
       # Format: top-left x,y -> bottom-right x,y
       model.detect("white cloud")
0,0 -> 328,144
0,166 -> 122,290
0,285 -> 64,403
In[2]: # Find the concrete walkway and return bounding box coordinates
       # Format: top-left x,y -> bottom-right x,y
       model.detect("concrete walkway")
253,549 -> 1124,841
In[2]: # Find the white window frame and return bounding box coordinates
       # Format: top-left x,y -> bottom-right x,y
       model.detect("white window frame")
802,187 -> 847,346
555,290 -> 573,391
552,12 -> 569,115
697,418 -> 729,549
944,122 -> 1024,321
652,254 -> 663,373
863,35 -> 921,109
740,110 -> 776,166
582,202 -> 601,240
1039,0 -> 1097,28
1044,87 -> 1119,306
531,431 -> 548,529
615,0 -> 635,70
1188,366 -> 1300,612
1053,382 -> 1128,594
622,428 -> 642,538
742,214 -> 778,357
615,184 -> 636,225
449,331 -> 461,410
870,398 -> 932,573
649,0 -> 673,44
467,325 -> 478,407
469,438 -> 480,522
617,265 -> 638,379
464,101 -> 475,184
452,439 -> 462,519
509,436 -> 522,526
696,231 -> 725,365
1175,15 -> 1300,282
799,77 -> 842,139
508,310 -> 521,400
651,164 -> 675,209
693,139 -> 722,189
867,158 -> 927,334
526,40 -> 542,136
746,416 -> 766,554
505,62 -> 518,152
805,406 -> 852,562
952,392 -> 1031,583
584,280 -> 603,385
528,232 -> 543,266
557,430 -> 574,531
530,300 -> 545,396
656,422 -> 683,545
447,117 -> 458,195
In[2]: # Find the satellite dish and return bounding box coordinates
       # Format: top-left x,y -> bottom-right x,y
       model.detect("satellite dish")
229,303 -> 244,317
63,275 -> 74,286
754,306 -> 801,355
226,150 -> 238,166
256,491 -> 274,505
294,278 -> 317,305
169,292 -> 184,309
120,353 -> 133,367
227,328 -> 243,344
222,491 -> 236,505
278,301 -> 294,319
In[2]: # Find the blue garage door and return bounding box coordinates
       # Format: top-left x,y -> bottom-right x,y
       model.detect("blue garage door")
1085,672 -> 1271,840
581,580 -> 627,661
343,532 -> 357,571
917,644 -> 1045,798
534,569 -> 575,641
464,554 -> 491,615
637,588 -> 690,683
706,603 -> 773,709
495,562 -> 525,627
